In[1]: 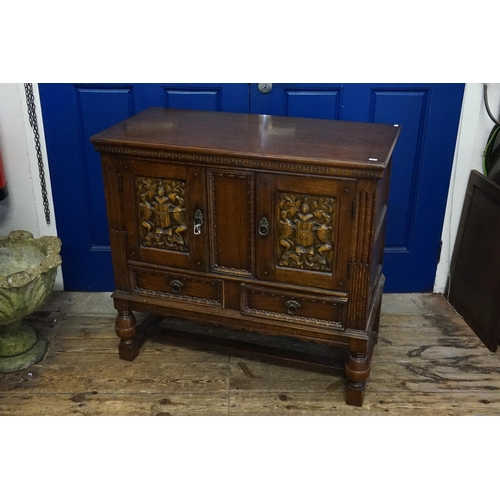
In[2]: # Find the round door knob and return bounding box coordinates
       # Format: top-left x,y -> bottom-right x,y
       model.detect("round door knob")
258,83 -> 273,94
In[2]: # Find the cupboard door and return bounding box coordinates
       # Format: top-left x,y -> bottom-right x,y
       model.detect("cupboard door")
207,168 -> 255,277
256,173 -> 356,291
122,159 -> 207,271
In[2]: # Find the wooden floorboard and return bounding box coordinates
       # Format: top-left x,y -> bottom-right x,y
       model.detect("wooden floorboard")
1,292 -> 499,416
0,392 -> 229,416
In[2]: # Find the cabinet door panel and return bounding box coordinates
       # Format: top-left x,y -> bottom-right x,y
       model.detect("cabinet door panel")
257,174 -> 356,291
122,159 -> 206,271
207,169 -> 255,276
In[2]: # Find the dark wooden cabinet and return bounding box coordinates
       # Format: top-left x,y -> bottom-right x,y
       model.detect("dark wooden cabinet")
91,107 -> 400,406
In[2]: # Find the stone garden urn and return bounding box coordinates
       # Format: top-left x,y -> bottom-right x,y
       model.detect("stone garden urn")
0,230 -> 62,373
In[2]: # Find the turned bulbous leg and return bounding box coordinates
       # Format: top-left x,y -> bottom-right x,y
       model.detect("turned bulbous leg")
115,310 -> 138,361
345,351 -> 371,407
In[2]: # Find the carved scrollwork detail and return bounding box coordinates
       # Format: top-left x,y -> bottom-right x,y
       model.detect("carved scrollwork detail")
93,146 -> 384,178
137,177 -> 188,252
277,192 -> 335,272
131,286 -> 221,307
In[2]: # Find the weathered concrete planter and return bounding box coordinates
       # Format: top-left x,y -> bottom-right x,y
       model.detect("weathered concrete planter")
0,230 -> 62,373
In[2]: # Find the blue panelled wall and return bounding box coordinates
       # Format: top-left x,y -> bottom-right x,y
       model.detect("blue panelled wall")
38,83 -> 464,292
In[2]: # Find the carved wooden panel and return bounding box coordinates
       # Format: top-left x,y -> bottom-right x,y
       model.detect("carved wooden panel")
277,192 -> 336,272
136,177 -> 188,252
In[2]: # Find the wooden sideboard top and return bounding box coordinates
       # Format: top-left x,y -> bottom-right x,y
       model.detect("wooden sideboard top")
91,107 -> 400,172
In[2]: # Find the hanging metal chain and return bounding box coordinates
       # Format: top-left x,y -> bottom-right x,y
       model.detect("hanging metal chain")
24,83 -> 51,225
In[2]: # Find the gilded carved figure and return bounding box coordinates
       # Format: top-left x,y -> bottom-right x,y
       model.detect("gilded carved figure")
137,177 -> 188,251
277,193 -> 335,272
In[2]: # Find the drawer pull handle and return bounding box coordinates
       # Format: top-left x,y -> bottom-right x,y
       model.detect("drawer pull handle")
194,209 -> 204,235
170,279 -> 184,294
285,299 -> 301,315
258,217 -> 269,236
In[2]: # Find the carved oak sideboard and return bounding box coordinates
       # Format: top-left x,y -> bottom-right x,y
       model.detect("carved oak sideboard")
91,107 -> 400,406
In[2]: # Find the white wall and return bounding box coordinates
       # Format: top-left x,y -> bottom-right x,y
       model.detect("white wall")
0,83 -> 63,290
1,82 -> 498,294
434,83 -> 500,293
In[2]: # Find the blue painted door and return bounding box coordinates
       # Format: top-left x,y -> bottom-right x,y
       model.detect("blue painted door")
39,83 -> 464,292
248,83 -> 465,292
39,84 -> 250,290
340,84 -> 464,292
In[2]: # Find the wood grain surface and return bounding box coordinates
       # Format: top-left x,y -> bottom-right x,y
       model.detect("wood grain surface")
0,292 -> 498,416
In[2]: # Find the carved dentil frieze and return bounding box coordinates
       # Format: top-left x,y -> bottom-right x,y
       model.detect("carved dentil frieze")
92,144 -> 384,178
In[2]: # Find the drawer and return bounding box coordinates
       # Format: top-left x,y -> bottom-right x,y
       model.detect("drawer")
240,284 -> 347,329
130,267 -> 223,307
